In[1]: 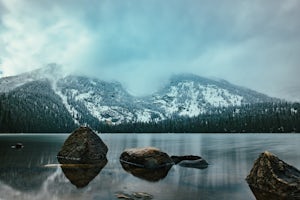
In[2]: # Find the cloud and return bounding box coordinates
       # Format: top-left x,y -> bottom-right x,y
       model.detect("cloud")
0,0 -> 300,99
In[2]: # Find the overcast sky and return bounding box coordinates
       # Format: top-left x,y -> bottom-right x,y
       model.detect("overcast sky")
0,0 -> 299,100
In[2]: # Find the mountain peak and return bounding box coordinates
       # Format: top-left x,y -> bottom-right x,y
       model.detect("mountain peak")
169,73 -> 207,83
0,64 -> 65,93
31,63 -> 64,80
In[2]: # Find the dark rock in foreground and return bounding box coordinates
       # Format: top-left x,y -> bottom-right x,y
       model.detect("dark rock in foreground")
120,147 -> 174,169
57,126 -> 108,187
57,126 -> 108,164
246,151 -> 300,200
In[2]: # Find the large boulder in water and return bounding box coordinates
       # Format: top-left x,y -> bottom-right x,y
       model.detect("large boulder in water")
246,151 -> 300,200
57,126 -> 108,164
120,147 -> 174,169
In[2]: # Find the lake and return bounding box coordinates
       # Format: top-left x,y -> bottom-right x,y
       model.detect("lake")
0,133 -> 300,200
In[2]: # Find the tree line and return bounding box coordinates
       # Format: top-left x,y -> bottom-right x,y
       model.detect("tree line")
1,84 -> 299,134
0,81 -> 76,133
94,102 -> 300,133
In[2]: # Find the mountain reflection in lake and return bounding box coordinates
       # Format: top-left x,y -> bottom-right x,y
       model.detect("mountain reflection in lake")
0,133 -> 300,200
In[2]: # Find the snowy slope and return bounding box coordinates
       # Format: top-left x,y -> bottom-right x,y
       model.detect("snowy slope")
54,75 -> 164,125
0,66 -> 277,126
151,74 -> 273,118
0,64 -> 64,93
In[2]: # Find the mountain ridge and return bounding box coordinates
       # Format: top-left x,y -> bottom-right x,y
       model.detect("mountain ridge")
0,65 -> 282,132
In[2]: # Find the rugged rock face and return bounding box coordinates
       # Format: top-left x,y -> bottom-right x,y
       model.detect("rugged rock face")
119,147 -> 174,169
57,126 -> 108,164
246,151 -> 300,200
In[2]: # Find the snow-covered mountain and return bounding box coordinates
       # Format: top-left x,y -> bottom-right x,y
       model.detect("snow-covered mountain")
0,65 -> 278,127
150,74 -> 273,118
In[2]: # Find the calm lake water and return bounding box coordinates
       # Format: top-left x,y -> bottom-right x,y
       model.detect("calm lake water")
0,133 -> 300,200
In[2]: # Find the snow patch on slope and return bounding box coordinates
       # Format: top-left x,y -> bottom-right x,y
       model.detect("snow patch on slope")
135,110 -> 152,123
201,85 -> 243,107
153,81 -> 244,118
52,83 -> 80,125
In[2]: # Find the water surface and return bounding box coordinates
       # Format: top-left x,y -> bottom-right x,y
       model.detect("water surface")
0,133 -> 300,200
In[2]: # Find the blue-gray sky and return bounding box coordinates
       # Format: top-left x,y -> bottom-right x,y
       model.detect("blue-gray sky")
0,0 -> 300,100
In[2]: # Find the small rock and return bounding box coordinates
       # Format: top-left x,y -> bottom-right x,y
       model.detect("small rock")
116,192 -> 153,200
116,193 -> 132,199
120,147 -> 174,169
132,192 -> 153,199
178,159 -> 209,169
171,155 -> 208,169
11,143 -> 24,149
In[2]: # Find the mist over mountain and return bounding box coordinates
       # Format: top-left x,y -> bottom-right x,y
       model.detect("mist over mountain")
1,65 -> 298,133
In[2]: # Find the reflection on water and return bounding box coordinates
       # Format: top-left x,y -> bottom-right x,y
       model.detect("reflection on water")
0,134 -> 300,200
58,159 -> 108,188
120,161 -> 172,182
248,186 -> 286,200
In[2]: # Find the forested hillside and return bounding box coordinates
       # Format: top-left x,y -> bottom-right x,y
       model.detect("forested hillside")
0,80 -> 76,133
94,102 -> 300,133
0,66 -> 299,133
1,93 -> 299,133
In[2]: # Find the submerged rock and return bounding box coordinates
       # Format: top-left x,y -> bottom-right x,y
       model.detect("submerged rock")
57,126 -> 108,164
246,151 -> 300,200
11,143 -> 24,149
171,155 -> 202,164
171,155 -> 209,169
178,159 -> 208,169
120,147 -> 174,169
116,191 -> 153,200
